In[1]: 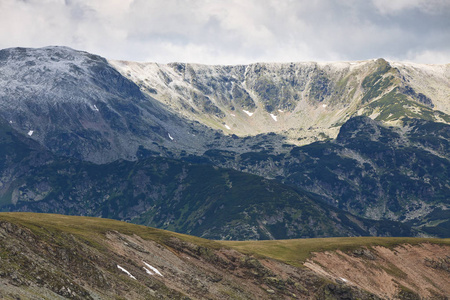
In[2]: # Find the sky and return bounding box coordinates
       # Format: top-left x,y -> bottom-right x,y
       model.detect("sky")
1,0 -> 449,64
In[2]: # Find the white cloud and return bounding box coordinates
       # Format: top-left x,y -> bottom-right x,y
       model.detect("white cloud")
371,0 -> 424,14
406,50 -> 450,65
0,0 -> 448,64
371,0 -> 450,15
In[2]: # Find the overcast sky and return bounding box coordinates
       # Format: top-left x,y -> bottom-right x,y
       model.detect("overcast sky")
1,0 -> 449,64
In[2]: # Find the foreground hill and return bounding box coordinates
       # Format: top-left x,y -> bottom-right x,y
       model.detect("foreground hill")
0,213 -> 449,299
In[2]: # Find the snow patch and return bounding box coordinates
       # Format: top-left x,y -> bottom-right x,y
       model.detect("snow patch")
143,267 -> 154,275
168,133 -> 174,140
270,114 -> 278,121
278,109 -> 284,113
340,277 -> 348,283
93,105 -> 99,112
243,110 -> 254,116
322,104 -> 327,108
143,261 -> 163,277
9,120 -> 12,124
117,265 -> 136,280
224,124 -> 231,130
230,113 -> 236,117
28,130 -> 34,136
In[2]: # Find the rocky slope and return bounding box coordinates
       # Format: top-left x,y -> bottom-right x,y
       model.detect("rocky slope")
1,213 -> 449,300
111,56 -> 450,144
0,46 -> 234,163
195,116 -> 450,236
305,243 -> 450,299
0,118 -> 415,240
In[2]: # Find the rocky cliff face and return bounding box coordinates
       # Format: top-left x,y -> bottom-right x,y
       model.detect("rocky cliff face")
111,57 -> 450,144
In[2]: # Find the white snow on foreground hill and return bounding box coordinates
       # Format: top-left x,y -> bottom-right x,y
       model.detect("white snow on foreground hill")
117,265 -> 136,280
117,262 -> 163,279
143,261 -> 163,276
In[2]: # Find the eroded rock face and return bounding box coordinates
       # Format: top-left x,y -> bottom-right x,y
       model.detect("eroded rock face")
111,56 -> 450,140
305,243 -> 450,299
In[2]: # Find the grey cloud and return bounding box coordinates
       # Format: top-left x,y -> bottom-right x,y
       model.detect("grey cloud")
0,0 -> 448,64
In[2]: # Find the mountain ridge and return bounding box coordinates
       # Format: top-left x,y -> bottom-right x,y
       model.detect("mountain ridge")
1,46 -> 449,164
110,55 -> 450,141
193,116 -> 450,236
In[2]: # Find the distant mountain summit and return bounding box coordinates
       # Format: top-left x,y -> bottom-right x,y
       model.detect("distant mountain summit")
0,46 -> 449,163
0,46 -> 223,163
112,56 -> 450,141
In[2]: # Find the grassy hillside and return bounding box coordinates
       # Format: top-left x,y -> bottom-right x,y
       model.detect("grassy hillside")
221,236 -> 450,268
0,212 -> 218,250
1,213 -> 449,299
3,212 -> 446,266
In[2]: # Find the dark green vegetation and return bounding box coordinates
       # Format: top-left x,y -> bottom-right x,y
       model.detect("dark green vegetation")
195,117 -> 450,237
0,119 -> 417,240
362,89 -> 450,123
1,108 -> 449,239
361,58 -> 396,104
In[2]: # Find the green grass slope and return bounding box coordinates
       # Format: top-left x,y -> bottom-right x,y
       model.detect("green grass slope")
220,236 -> 450,268
1,213 -> 448,299
2,212 -> 447,267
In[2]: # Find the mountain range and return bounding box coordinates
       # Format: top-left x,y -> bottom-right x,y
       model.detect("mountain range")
0,46 -> 449,239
